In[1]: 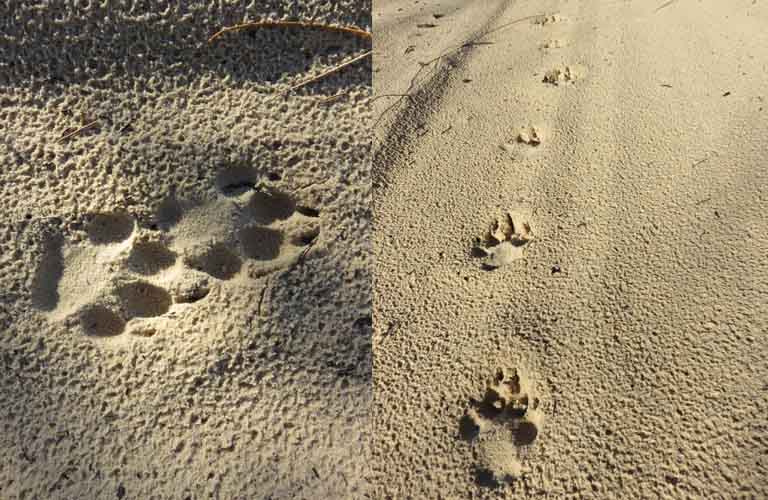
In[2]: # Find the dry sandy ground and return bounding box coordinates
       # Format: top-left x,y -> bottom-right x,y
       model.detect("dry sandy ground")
0,2 -> 371,499
373,0 -> 767,498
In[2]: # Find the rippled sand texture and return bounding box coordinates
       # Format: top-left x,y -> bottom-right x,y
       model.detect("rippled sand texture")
0,2 -> 371,499
373,0 -> 767,498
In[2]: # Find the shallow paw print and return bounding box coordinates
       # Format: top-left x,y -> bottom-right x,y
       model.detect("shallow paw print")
472,211 -> 533,269
459,367 -> 545,486
501,126 -> 543,154
32,210 -> 179,342
543,65 -> 583,85
540,39 -> 565,50
517,126 -> 542,147
532,14 -> 564,26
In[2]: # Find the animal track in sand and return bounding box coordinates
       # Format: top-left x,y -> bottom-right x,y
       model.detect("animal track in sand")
532,14 -> 564,26
500,127 -> 543,155
459,367 -> 545,486
543,65 -> 582,85
541,39 -> 565,50
31,166 -> 323,342
517,126 -> 542,147
472,211 -> 533,269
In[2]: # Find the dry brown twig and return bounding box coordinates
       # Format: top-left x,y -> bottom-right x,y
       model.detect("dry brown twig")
280,50 -> 372,96
207,21 -> 371,44
57,120 -> 98,143
208,21 -> 371,99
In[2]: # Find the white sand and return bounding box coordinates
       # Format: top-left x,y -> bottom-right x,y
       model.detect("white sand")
373,0 -> 767,498
0,2 -> 371,499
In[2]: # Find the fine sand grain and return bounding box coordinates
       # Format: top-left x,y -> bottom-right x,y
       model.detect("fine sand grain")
0,2 -> 371,499
373,0 -> 767,498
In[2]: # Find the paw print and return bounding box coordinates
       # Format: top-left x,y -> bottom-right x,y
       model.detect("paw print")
31,166 -> 321,342
459,367 -> 545,486
542,65 -> 583,85
472,210 -> 533,269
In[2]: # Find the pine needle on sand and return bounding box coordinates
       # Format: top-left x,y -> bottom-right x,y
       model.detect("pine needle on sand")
57,120 -> 98,143
208,21 -> 372,98
208,21 -> 371,44
279,50 -> 372,96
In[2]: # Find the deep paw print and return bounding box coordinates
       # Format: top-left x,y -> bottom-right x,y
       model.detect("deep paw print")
472,210 -> 533,269
459,367 -> 545,486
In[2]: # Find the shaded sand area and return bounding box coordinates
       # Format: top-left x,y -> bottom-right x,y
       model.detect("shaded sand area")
0,2 -> 371,499
373,0 -> 767,498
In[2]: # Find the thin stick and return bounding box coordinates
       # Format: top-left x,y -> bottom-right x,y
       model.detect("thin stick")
654,0 -> 678,13
208,21 -> 371,44
280,50 -> 371,96
373,14 -> 543,128
57,120 -> 98,143
320,92 -> 347,104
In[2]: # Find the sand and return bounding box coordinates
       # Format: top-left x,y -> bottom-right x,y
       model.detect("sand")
373,0 -> 767,498
0,2 -> 371,499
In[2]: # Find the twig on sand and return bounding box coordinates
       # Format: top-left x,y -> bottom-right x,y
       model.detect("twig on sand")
461,41 -> 495,48
654,0 -> 679,13
257,278 -> 270,317
209,21 -> 371,99
208,21 -> 371,44
373,14 -> 545,128
57,120 -> 98,143
693,155 -> 713,167
278,50 -> 372,97
297,237 -> 318,266
320,92 -> 348,104
371,93 -> 413,104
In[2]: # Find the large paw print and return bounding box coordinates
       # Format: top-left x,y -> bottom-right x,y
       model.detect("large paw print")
459,367 -> 545,486
31,166 -> 321,342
